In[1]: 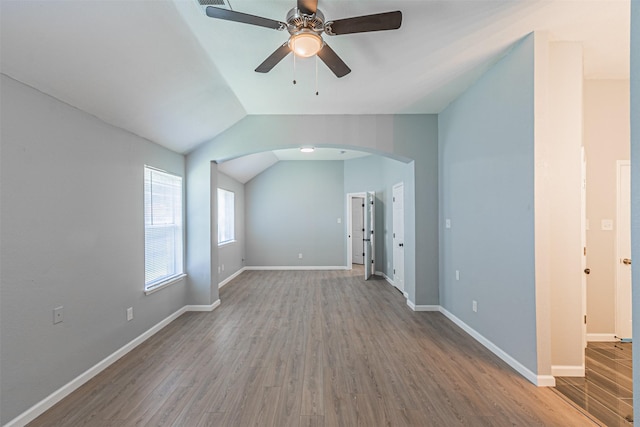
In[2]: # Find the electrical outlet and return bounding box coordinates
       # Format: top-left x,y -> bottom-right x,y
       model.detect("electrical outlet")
337,217 -> 342,224
221,264 -> 225,271
53,306 -> 64,324
298,253 -> 303,259
445,219 -> 451,229
455,270 -> 460,281
472,300 -> 478,312
127,307 -> 133,321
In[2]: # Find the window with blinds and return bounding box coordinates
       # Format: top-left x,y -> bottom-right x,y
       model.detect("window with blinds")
218,188 -> 235,245
144,166 -> 184,290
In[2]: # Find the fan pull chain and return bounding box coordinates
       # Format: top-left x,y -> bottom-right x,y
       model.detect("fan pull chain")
293,46 -> 297,85
315,55 -> 319,96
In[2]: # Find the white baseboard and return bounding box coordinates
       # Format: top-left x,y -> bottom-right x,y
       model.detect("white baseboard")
219,268 -> 246,289
438,307 -> 553,387
376,270 -> 394,286
244,266 -> 348,271
406,300 -> 439,311
185,299 -> 221,312
551,365 -> 585,377
587,333 -> 618,342
5,301 -> 221,427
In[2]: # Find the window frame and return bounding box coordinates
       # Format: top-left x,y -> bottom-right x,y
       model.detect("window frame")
217,188 -> 236,246
144,165 -> 186,294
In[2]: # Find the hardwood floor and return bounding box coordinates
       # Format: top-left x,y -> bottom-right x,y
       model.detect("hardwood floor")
29,269 -> 597,426
556,342 -> 633,426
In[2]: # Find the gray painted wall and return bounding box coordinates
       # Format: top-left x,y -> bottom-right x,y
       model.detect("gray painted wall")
245,161 -> 344,266
438,35 -> 538,373
630,0 -> 639,417
217,172 -> 245,283
185,114 -> 438,306
0,75 -> 188,424
344,156 -> 413,280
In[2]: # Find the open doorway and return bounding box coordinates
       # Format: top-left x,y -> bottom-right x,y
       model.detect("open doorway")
554,80 -> 632,426
347,192 -> 375,280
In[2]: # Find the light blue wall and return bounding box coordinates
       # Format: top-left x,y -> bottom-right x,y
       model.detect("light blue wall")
217,172 -> 245,282
185,114 -> 438,306
438,35 -> 537,373
0,75 -> 188,424
245,161 -> 345,266
630,0 -> 639,417
344,156 -> 413,281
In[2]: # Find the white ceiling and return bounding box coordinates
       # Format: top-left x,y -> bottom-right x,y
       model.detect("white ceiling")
0,0 -> 631,156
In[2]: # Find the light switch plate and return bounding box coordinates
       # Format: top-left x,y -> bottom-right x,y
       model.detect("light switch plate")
601,219 -> 614,231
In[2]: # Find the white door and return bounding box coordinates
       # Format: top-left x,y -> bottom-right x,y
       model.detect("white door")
364,191 -> 375,280
581,148 -> 587,350
393,183 -> 405,293
616,161 -> 632,339
352,198 -> 364,265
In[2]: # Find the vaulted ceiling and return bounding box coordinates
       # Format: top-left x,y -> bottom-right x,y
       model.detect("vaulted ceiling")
0,0 -> 630,155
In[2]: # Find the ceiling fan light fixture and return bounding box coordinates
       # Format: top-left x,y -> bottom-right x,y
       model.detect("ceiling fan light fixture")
300,147 -> 315,153
289,31 -> 323,58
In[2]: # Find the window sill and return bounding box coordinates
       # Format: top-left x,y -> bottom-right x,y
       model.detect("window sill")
218,240 -> 236,248
145,273 -> 187,295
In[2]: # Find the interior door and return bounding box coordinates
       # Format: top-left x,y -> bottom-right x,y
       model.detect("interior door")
352,198 -> 364,265
364,191 -> 375,280
581,148 -> 587,350
616,161 -> 632,340
393,183 -> 405,293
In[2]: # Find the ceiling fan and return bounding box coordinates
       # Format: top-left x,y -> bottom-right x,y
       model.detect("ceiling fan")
205,0 -> 402,78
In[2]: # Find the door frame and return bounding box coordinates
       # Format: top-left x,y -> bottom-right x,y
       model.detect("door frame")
346,192 -> 367,269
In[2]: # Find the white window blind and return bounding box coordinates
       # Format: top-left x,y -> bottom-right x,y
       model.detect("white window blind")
218,188 -> 235,244
144,166 -> 184,290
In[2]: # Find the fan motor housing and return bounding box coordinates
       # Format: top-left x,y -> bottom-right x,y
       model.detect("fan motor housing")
286,7 -> 325,34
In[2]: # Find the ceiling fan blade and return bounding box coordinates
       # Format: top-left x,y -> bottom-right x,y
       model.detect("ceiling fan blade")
255,43 -> 292,73
297,0 -> 317,15
206,6 -> 286,31
325,11 -> 402,35
317,43 -> 351,78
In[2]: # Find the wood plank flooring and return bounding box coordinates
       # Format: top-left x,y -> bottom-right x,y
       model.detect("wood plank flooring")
556,342 -> 633,426
29,269 -> 597,426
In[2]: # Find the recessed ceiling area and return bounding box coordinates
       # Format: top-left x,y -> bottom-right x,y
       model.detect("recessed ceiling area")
218,147 -> 370,183
0,0 -> 630,154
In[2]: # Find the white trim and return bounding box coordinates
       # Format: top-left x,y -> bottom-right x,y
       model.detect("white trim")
185,299 -> 221,312
4,301 -> 221,427
551,365 -> 585,377
438,307 -> 553,387
403,292 -> 409,299
244,266 -> 348,271
536,375 -> 557,387
217,239 -> 237,248
376,270 -> 395,286
406,300 -> 440,311
587,333 -> 618,342
346,192 -> 367,268
219,268 -> 246,289
144,273 -> 187,295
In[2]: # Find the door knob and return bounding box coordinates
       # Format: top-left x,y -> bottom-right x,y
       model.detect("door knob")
399,243 -> 404,247
584,268 -> 591,274
623,258 -> 632,265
